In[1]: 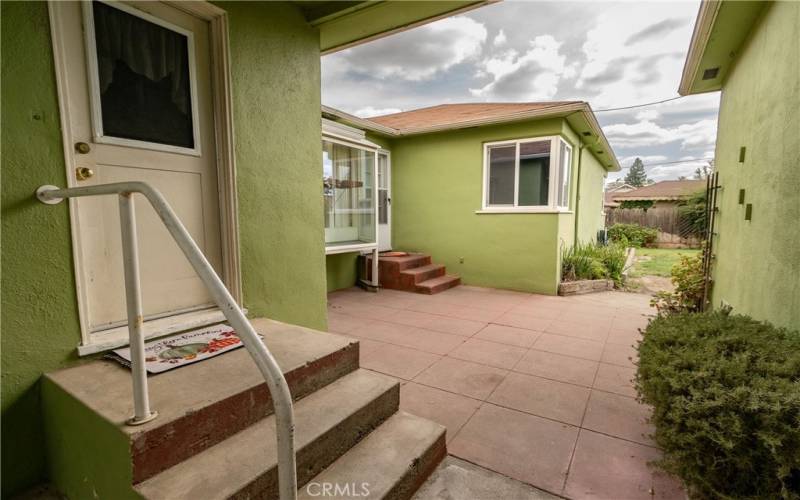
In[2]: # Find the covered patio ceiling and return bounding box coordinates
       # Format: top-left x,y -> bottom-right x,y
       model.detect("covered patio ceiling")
295,0 -> 492,54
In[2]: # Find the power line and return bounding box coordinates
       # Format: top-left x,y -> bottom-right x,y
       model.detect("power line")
594,96 -> 686,112
618,157 -> 714,170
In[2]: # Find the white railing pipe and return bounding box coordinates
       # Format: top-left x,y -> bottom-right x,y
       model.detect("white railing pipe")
36,182 -> 297,500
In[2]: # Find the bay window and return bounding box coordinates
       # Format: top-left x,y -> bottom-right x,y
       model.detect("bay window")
323,138 -> 377,252
481,136 -> 573,212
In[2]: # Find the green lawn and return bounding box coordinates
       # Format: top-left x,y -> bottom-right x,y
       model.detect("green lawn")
632,248 -> 700,277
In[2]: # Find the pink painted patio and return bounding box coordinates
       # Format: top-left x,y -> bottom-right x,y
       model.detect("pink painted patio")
327,285 -> 685,499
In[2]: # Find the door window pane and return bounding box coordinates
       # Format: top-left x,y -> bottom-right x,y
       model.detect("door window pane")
323,141 -> 375,246
92,1 -> 195,148
487,145 -> 516,205
518,141 -> 550,206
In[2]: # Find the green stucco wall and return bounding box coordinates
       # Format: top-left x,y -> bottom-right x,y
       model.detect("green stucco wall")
1,2 -> 328,495
575,147 -> 608,244
388,120 -> 582,295
1,3 -> 81,495
710,1 -> 800,330
326,253 -> 359,291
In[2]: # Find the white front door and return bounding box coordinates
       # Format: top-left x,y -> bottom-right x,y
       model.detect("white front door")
377,151 -> 392,251
53,1 -> 224,341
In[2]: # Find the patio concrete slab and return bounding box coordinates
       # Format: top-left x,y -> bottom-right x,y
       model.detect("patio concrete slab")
400,382 -> 481,444
474,323 -> 542,348
582,390 -> 654,446
532,334 -> 605,362
447,338 -> 528,369
601,341 -> 639,368
493,312 -> 553,332
327,286 -> 682,499
544,319 -> 610,342
359,340 -> 441,381
564,430 -> 680,500
593,363 -> 637,398
413,456 -> 561,500
489,372 -> 591,426
513,349 -> 599,387
449,403 -> 578,495
414,357 -> 507,400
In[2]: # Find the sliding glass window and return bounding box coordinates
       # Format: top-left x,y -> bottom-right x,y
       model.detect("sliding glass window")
482,136 -> 573,212
323,139 -> 376,249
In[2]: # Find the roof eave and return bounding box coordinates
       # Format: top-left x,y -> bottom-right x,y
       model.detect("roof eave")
679,1 -> 722,96
679,1 -> 766,96
322,102 -> 620,172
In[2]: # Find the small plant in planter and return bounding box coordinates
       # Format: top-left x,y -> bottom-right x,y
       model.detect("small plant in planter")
560,241 -> 626,286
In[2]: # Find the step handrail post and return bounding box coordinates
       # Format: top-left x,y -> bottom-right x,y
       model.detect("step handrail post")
118,192 -> 157,425
36,183 -> 298,500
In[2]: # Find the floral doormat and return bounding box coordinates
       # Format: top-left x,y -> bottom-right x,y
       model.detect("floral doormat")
107,324 -> 247,374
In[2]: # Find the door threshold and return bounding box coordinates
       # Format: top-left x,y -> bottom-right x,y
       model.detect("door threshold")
77,307 -> 246,356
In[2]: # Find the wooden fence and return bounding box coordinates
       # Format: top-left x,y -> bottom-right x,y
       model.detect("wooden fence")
606,206 -> 701,248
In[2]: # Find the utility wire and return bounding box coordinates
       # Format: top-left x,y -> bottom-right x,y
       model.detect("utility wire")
618,157 -> 715,170
594,96 -> 686,112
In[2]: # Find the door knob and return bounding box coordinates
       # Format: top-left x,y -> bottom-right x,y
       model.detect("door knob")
75,142 -> 91,154
75,166 -> 94,181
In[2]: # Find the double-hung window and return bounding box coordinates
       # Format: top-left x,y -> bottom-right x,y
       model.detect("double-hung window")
482,136 -> 573,212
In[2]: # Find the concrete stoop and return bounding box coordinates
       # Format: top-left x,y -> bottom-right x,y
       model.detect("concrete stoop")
42,319 -> 446,500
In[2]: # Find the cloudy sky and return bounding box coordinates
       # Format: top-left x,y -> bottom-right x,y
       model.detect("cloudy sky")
321,1 -> 720,183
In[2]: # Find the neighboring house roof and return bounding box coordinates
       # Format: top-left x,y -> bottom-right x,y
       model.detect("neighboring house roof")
612,180 -> 707,201
604,184 -> 635,207
366,102 -> 580,130
679,1 -> 767,95
322,102 -> 621,171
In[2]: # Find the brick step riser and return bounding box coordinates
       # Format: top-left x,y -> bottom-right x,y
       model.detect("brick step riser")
398,267 -> 446,288
132,344 -> 359,484
416,277 -> 461,295
228,384 -> 400,500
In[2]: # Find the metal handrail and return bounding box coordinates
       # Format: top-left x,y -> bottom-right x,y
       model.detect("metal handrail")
36,182 -> 297,500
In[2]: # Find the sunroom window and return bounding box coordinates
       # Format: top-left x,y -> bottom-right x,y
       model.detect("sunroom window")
323,139 -> 376,251
483,136 -> 573,212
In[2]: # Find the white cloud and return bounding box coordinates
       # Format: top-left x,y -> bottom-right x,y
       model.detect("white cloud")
603,118 -> 717,150
325,16 -> 487,82
493,29 -> 507,47
354,107 -> 402,118
618,155 -> 668,167
635,109 -> 660,121
470,35 -> 570,100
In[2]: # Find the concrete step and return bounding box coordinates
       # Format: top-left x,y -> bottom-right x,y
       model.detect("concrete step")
136,369 -> 400,500
43,319 -> 359,485
298,412 -> 446,500
399,264 -> 446,287
416,275 -> 462,295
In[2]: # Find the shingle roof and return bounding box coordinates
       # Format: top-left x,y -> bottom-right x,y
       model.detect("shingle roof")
367,102 -> 581,132
612,180 -> 707,201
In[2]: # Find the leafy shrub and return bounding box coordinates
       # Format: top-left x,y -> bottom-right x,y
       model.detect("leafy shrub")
561,242 -> 627,285
608,223 -> 658,247
651,252 -> 705,314
678,189 -> 708,238
636,312 -> 800,499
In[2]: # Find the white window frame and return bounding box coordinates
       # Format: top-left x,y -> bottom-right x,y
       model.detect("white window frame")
322,133 -> 379,255
479,135 -> 574,214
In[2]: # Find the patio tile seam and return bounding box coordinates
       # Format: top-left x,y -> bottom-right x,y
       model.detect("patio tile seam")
574,426 -> 660,451
351,332 -> 468,357
444,453 -> 570,500
560,353 -> 605,493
